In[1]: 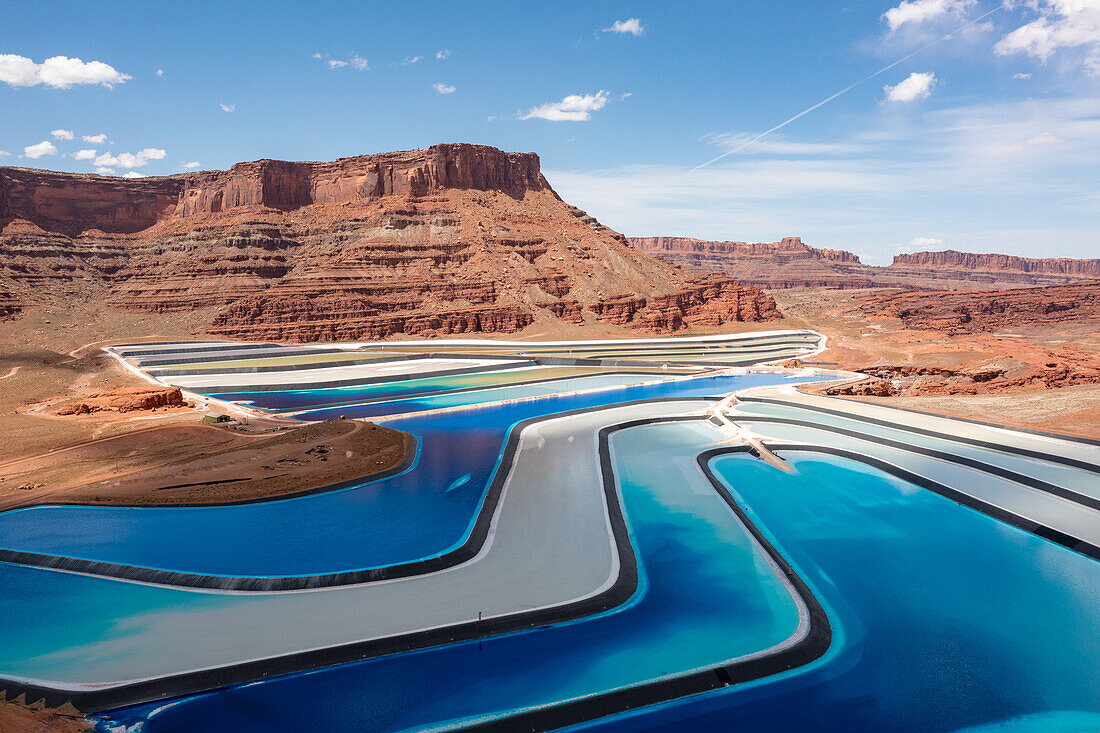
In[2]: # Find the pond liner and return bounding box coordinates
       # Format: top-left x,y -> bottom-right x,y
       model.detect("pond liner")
738,396 -> 1100,471
728,415 -> 1100,513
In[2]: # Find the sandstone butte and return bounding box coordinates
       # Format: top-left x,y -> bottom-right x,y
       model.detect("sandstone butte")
628,236 -> 1100,291
0,144 -> 781,339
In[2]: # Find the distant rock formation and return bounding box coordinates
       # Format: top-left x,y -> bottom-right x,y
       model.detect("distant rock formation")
890,250 -> 1100,280
0,145 -> 781,339
856,280 -> 1100,334
628,236 -> 1100,291
628,237 -> 874,289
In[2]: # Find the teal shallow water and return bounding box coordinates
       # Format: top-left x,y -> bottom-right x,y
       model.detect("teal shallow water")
2,421 -> 801,707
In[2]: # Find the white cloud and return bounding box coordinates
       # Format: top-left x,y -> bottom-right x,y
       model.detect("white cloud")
312,52 -> 322,59
487,115 -> 498,122
619,92 -> 633,101
403,55 -> 423,65
95,167 -> 115,175
520,90 -> 611,121
326,54 -> 369,71
910,236 -> 943,246
1088,53 -> 1100,75
432,82 -> 456,94
995,0 -> 1100,67
23,140 -> 58,158
156,68 -> 164,77
50,128 -> 74,140
82,133 -> 107,144
884,71 -> 937,102
182,161 -> 201,169
605,18 -> 644,35
0,54 -> 131,89
882,0 -> 975,31
1026,131 -> 1063,146
1013,72 -> 1033,78
72,149 -> 97,160
220,102 -> 235,112
93,148 -> 166,169
0,150 -> 11,157
121,171 -> 145,178
436,49 -> 451,60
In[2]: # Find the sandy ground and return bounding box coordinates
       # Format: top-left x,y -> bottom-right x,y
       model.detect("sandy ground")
0,419 -> 409,510
0,700 -> 89,733
771,288 -> 1100,439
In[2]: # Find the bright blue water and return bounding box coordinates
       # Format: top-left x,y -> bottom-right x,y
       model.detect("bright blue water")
91,421 -> 804,732
0,372 -> 816,578
568,452 -> 1100,732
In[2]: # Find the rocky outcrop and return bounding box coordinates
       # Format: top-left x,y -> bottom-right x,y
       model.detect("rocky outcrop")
826,346 -> 1100,396
55,386 -> 186,414
629,236 -> 1100,291
1,145 -> 779,338
859,280 -> 1100,334
0,284 -> 20,320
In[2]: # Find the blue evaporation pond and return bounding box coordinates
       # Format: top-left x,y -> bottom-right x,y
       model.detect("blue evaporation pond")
0,372 -> 819,578
297,372 -> 814,421
93,420 -> 804,732
581,452 -> 1100,732
295,373 -> 675,419
208,366 -> 557,410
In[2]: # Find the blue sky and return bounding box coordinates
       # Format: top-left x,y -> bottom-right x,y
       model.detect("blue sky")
2,0 -> 1098,262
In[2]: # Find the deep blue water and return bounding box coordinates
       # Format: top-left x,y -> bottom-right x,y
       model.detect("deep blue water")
89,441 -> 1100,732
0,372 -> 816,578
571,453 -> 1100,732
92,421 -> 807,732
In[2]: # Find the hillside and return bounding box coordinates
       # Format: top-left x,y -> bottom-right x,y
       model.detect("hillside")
0,145 -> 779,340
628,236 -> 1100,291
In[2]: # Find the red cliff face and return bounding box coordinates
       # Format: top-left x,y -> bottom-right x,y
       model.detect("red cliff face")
890,250 -> 1100,278
628,236 -> 874,289
0,168 -> 182,237
629,236 -> 1100,291
175,144 -> 548,217
0,144 -> 779,339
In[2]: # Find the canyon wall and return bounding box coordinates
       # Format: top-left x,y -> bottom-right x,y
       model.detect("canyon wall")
0,145 -> 778,340
628,236 -> 874,289
891,250 -> 1100,278
628,236 -> 1100,291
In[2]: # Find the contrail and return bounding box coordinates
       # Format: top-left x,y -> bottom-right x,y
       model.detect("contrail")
688,4 -> 1004,173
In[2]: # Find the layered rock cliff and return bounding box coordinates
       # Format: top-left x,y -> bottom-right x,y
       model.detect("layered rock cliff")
628,236 -> 1100,291
891,250 -> 1100,279
0,145 -> 780,339
628,237 -> 875,289
858,280 -> 1100,334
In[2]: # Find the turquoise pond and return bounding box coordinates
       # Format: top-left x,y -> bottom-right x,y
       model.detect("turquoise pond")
1,360 -> 1097,732
0,372 -> 816,580
85,436 -> 1100,732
